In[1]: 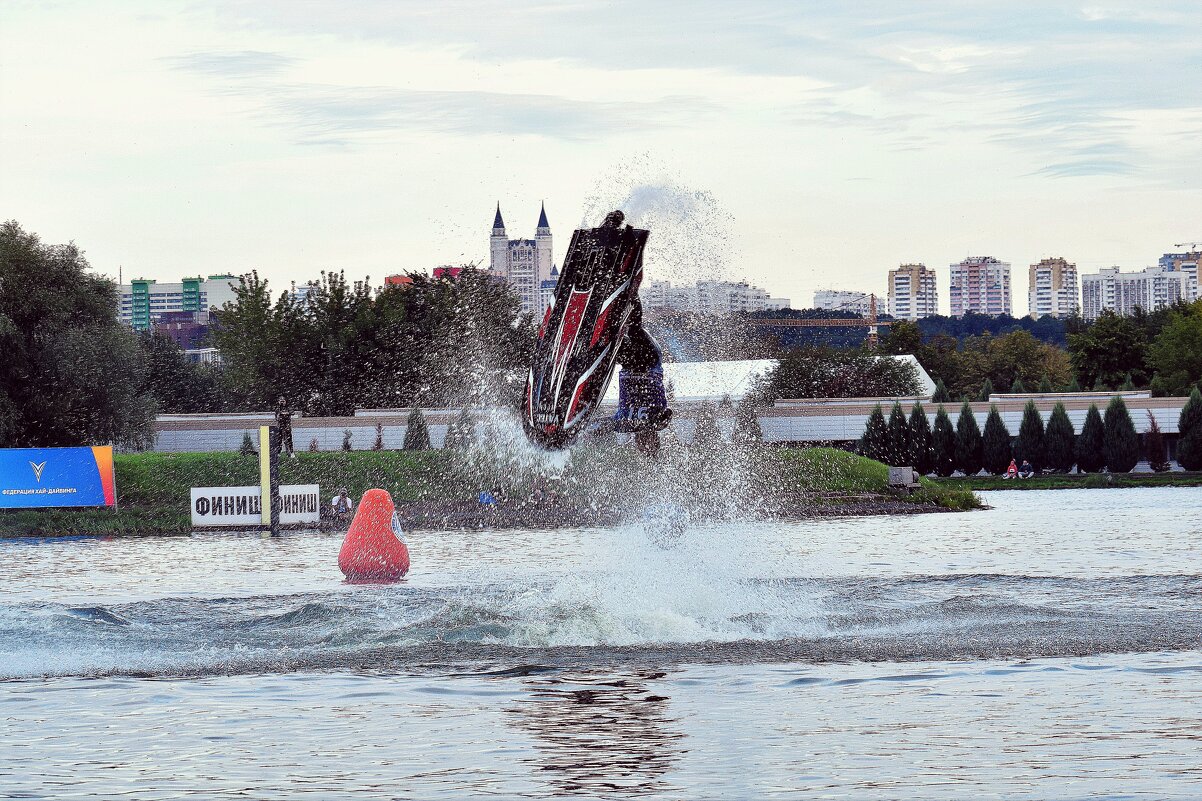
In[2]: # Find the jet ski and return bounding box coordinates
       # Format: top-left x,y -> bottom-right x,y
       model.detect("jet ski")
523,210 -> 662,450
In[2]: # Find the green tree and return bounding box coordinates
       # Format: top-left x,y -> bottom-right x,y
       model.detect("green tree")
1076,405 -> 1105,473
403,407 -> 430,450
373,421 -> 385,450
954,401 -> 983,476
1146,307 -> 1202,396
692,402 -> 722,446
1014,400 -> 1046,471
880,320 -> 922,355
136,332 -> 223,414
732,396 -> 763,444
1065,376 -> 1082,393
932,378 -> 951,403
982,406 -> 1012,475
443,408 -> 475,450
887,402 -> 910,466
1044,403 -> 1076,472
1119,373 -> 1135,391
932,406 -> 956,477
1009,377 -> 1026,393
1176,388 -> 1202,470
0,221 -> 155,447
765,347 -> 920,399
1103,396 -> 1139,473
1038,374 -> 1054,393
859,404 -> 888,462
908,403 -> 935,475
1145,411 -> 1170,472
1067,310 -> 1148,390
978,378 -> 994,402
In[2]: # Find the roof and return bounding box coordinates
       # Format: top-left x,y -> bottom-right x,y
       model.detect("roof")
537,202 -> 549,229
493,203 -> 504,230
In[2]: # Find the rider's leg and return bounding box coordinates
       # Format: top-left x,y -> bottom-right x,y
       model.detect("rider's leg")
613,299 -> 672,440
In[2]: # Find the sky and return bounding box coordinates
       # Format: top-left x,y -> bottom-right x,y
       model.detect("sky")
2,0 -> 1200,315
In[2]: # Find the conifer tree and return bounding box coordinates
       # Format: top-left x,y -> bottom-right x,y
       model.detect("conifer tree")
1044,402 -> 1076,472
978,379 -> 994,402
403,407 -> 430,450
373,420 -> 385,450
932,406 -> 956,477
908,402 -> 935,475
954,401 -> 983,476
1145,411 -> 1170,472
1120,373 -> 1136,391
1010,377 -> 1026,394
1103,395 -> 1139,472
1065,376 -> 1082,393
732,396 -> 763,444
887,402 -> 910,466
1014,400 -> 1045,471
1177,388 -> 1202,470
982,405 -> 1012,475
1038,374 -> 1054,394
239,431 -> 257,456
860,404 -> 888,462
692,402 -> 722,446
442,408 -> 475,450
342,429 -> 353,451
932,378 -> 951,403
1076,405 -> 1104,473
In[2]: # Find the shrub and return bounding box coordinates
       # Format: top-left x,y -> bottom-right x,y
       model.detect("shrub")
1076,405 -> 1104,473
308,437 -> 319,453
954,401 -> 983,476
1103,396 -> 1139,473
978,379 -> 994,402
1038,375 -> 1054,394
1176,388 -> 1202,470
1010,377 -> 1026,394
908,403 -> 934,475
982,406 -> 1012,475
692,402 -> 722,446
1014,400 -> 1045,471
373,421 -> 385,450
1044,402 -> 1076,472
932,379 -> 951,403
859,404 -> 888,462
932,406 -> 956,477
443,408 -> 475,450
887,402 -> 910,466
403,408 -> 431,450
342,429 -> 353,451
1065,376 -> 1082,392
239,431 -> 257,457
1145,411 -> 1170,473
732,396 -> 763,444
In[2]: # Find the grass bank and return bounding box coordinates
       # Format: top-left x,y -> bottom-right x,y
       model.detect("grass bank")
1,446 -> 979,537
933,472 -> 1202,491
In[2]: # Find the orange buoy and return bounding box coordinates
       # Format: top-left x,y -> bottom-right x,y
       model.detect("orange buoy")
338,489 -> 410,581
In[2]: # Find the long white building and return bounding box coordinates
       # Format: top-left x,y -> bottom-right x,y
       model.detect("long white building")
644,279 -> 789,314
1159,250 -> 1200,300
887,263 -> 939,320
1081,265 -> 1191,320
489,203 -> 554,315
814,289 -> 875,315
1027,257 -> 1079,319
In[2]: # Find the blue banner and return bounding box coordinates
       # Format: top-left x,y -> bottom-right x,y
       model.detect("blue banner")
0,447 -> 116,508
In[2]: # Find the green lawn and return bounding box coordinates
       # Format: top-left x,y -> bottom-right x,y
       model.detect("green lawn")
933,471 -> 1202,491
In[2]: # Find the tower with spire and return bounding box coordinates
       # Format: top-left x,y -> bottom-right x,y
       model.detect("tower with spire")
488,203 -> 555,314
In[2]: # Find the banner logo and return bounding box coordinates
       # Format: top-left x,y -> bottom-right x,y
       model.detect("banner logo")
29,461 -> 46,482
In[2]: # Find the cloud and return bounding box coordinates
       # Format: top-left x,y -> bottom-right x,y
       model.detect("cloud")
167,50 -> 297,78
1032,159 -> 1134,178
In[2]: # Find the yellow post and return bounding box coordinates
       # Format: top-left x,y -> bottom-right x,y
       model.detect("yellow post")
259,425 -> 272,527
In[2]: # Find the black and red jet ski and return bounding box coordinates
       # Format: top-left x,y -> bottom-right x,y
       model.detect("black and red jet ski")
523,210 -> 658,450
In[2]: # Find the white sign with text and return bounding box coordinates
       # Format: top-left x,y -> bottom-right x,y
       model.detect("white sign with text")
190,484 -> 321,526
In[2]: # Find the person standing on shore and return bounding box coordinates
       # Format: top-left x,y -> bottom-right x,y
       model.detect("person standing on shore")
275,396 -> 294,457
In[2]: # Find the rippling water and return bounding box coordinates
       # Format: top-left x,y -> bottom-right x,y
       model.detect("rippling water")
2,488 -> 1201,798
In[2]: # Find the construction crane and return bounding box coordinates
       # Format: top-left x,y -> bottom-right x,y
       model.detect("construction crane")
1173,242 -> 1201,250
748,293 -> 890,347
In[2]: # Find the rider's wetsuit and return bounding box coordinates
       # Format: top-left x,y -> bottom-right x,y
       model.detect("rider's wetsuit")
604,298 -> 671,456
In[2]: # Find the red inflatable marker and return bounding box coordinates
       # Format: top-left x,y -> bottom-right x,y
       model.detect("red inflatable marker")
338,489 -> 410,581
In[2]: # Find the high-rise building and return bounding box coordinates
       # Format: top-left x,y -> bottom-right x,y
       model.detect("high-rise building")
887,264 -> 938,320
119,274 -> 241,331
1159,250 -> 1200,300
643,280 -> 789,314
814,290 -> 875,315
1027,257 -> 1079,319
1081,265 -> 1191,321
489,203 -> 554,315
949,256 -> 1011,317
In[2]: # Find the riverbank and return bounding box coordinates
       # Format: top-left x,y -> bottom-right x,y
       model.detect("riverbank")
933,472 -> 1202,492
0,446 -> 980,537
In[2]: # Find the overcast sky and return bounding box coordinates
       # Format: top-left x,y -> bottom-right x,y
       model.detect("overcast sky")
3,1 -> 1200,315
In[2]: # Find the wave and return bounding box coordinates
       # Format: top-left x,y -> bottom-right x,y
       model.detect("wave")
3,572 -> 1201,681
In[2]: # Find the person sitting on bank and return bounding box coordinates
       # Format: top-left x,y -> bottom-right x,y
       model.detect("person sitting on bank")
1018,459 -> 1035,479
478,488 -> 497,506
330,489 -> 354,522
1004,459 -> 1018,480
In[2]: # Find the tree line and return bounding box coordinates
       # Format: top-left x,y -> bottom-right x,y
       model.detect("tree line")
860,389 -> 1202,475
